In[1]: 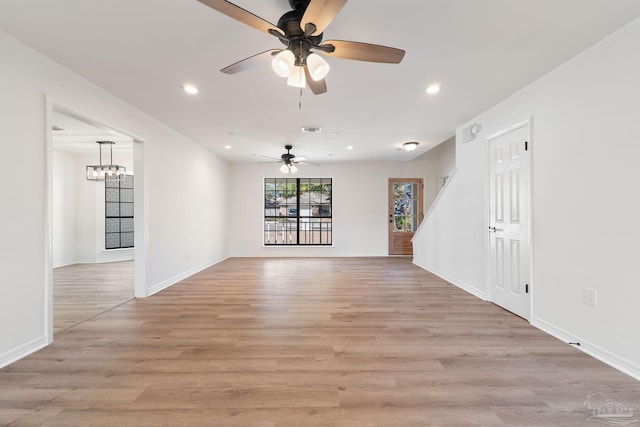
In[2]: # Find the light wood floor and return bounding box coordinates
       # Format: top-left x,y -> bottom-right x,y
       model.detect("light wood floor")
1,257 -> 638,426
53,261 -> 134,334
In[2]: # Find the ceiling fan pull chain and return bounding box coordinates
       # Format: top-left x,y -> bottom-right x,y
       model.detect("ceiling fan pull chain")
299,88 -> 303,109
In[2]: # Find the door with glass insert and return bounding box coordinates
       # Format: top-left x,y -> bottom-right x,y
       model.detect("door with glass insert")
388,178 -> 423,255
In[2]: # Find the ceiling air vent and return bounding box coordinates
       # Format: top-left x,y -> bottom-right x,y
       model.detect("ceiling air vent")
301,126 -> 322,133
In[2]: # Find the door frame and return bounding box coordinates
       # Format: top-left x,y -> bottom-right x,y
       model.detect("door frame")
485,118 -> 534,320
388,178 -> 424,255
44,97 -> 148,343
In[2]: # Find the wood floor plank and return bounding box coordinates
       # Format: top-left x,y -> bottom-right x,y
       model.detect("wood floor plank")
53,260 -> 134,334
1,257 -> 639,426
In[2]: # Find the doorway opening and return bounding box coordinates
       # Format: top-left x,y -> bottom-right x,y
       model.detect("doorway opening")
388,178 -> 424,255
46,103 -> 146,340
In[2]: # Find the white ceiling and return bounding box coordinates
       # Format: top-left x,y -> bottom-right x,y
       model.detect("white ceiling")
2,1 -> 640,163
51,109 -> 133,154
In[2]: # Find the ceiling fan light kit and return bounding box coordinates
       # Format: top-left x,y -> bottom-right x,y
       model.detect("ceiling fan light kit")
271,49 -> 295,77
280,163 -> 298,174
287,65 -> 306,88
197,0 -> 405,95
305,53 -> 330,81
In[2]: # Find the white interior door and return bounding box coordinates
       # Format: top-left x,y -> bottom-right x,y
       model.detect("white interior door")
488,122 -> 531,319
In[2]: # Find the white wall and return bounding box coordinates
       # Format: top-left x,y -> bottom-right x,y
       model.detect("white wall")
52,149 -> 78,267
413,17 -> 640,378
0,30 -> 229,368
406,137 -> 456,213
230,162 -> 401,257
53,150 -> 135,267
229,143 -> 455,257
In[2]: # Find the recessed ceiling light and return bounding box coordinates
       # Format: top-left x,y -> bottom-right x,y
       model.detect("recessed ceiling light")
182,83 -> 199,95
347,146 -> 353,150
426,83 -> 441,95
224,145 -> 231,149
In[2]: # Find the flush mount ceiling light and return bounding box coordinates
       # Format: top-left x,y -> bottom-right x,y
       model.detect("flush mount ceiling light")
86,141 -> 126,182
199,0 -> 405,95
426,83 -> 441,95
402,141 -> 419,152
182,83 -> 199,94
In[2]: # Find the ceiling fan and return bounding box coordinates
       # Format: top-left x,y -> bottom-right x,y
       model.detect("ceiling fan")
261,145 -> 317,173
197,0 -> 406,94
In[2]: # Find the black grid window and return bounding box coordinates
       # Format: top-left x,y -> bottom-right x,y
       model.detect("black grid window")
264,178 -> 332,246
105,175 -> 134,249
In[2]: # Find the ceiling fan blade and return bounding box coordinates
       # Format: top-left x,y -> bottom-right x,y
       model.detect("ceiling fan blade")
297,161 -> 320,166
300,0 -> 347,35
320,40 -> 405,63
221,49 -> 281,74
304,65 -> 328,95
259,155 -> 282,161
292,156 -> 307,162
197,0 -> 284,38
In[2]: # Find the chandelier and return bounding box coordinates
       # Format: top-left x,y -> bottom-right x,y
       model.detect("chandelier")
85,141 -> 126,182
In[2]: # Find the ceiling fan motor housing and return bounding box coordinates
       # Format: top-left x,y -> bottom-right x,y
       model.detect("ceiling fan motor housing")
281,144 -> 296,164
289,0 -> 311,11
277,5 -> 323,55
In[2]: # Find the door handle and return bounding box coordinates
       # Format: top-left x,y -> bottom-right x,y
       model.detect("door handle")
488,226 -> 504,233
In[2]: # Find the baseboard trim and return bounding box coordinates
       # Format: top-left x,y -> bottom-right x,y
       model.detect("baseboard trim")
531,316 -> 640,381
52,260 -> 76,268
413,260 -> 488,301
230,252 -> 390,258
0,335 -> 48,369
148,256 -> 228,296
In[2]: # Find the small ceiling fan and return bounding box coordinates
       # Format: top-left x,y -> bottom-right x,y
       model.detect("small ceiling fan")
196,0 -> 406,94
261,145 -> 317,173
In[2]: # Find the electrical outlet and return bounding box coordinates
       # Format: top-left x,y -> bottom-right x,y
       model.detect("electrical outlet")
583,288 -> 597,307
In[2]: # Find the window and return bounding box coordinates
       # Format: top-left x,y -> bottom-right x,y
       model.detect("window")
105,175 -> 134,249
264,178 -> 332,245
